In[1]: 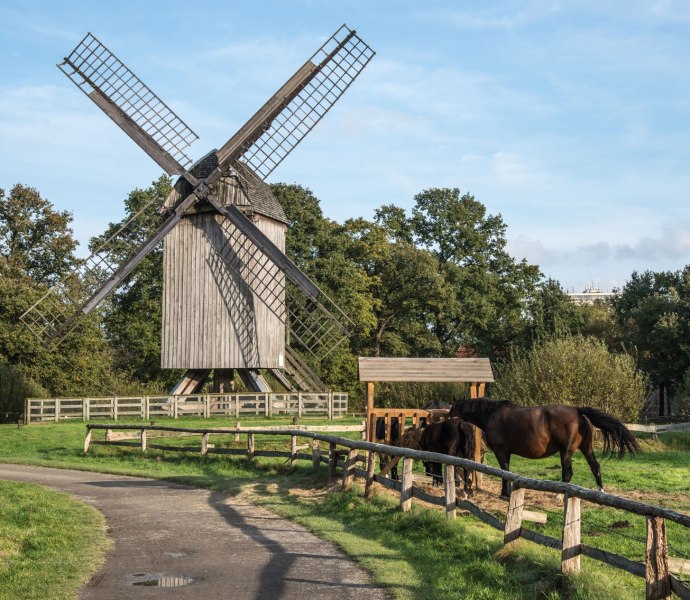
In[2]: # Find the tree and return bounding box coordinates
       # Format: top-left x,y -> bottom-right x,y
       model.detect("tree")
611,268 -> 690,414
0,184 -> 122,416
0,184 -> 76,284
91,176 -> 178,387
408,188 -> 541,356
492,335 -> 647,421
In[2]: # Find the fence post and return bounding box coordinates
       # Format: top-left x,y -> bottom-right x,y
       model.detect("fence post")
444,464 -> 456,521
83,427 -> 92,453
400,457 -> 414,512
268,394 -> 273,418
290,435 -> 297,466
54,398 -> 60,422
204,395 -> 210,419
235,393 -> 240,418
298,393 -> 303,418
360,420 -> 367,440
24,398 -> 30,424
84,398 -> 90,422
561,495 -> 581,574
174,397 -> 179,419
105,427 -> 113,442
234,421 -> 241,443
329,442 -> 338,479
144,396 -> 149,420
646,516 -> 671,600
504,486 -> 525,546
140,429 -> 147,452
311,439 -> 321,471
247,433 -> 255,460
364,450 -> 377,499
264,393 -> 269,417
341,448 -> 358,491
328,391 -> 334,420
201,433 -> 209,455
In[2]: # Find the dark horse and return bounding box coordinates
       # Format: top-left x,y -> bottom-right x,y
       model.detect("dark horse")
375,417 -> 400,479
419,417 -> 476,497
449,398 -> 641,498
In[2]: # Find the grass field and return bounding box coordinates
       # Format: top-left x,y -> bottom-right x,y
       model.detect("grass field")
0,416 -> 689,599
0,479 -> 109,600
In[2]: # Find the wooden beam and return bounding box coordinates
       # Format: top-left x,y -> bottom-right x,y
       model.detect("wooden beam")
328,442 -> 338,479
562,495 -> 581,574
364,450 -> 377,499
400,457 -> 413,512
504,487 -> 525,545
342,448 -> 358,491
311,439 -> 321,471
444,464 -> 456,521
646,516 -> 671,600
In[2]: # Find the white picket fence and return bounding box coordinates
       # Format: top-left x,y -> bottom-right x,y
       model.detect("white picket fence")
25,392 -> 349,424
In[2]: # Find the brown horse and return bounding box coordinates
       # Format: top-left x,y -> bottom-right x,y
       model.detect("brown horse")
449,398 -> 641,498
419,417 -> 477,497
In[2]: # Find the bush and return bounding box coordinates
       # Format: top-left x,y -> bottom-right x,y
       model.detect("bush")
0,363 -> 46,423
492,335 -> 647,421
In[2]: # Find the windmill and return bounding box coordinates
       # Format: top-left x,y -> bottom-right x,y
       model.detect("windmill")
21,25 -> 375,395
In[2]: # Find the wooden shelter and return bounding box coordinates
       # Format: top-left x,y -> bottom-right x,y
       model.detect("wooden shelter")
358,356 -> 494,486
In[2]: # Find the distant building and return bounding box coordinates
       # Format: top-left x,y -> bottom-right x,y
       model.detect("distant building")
567,286 -> 619,305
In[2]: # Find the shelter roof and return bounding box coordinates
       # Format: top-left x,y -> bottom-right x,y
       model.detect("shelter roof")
357,357 -> 494,383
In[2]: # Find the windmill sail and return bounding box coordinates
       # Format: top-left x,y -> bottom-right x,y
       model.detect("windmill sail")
24,24 -> 373,370
58,33 -> 198,175
216,24 -> 375,178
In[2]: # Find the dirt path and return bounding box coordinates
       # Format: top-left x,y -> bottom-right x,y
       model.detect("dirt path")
0,464 -> 388,600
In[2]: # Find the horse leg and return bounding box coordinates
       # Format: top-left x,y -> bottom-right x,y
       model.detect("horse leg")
494,451 -> 511,498
582,447 -> 604,491
560,449 -> 574,483
462,467 -> 473,497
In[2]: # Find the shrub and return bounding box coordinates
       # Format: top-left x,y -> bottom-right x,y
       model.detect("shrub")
0,363 -> 46,423
491,335 -> 647,421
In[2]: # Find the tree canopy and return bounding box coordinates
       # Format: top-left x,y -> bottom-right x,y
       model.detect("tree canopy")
0,177 -> 669,419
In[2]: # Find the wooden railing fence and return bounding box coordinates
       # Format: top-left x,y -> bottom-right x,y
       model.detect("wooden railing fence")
25,392 -> 348,424
85,423 -> 690,600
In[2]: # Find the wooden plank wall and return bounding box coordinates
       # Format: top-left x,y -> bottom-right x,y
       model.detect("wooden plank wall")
162,211 -> 285,369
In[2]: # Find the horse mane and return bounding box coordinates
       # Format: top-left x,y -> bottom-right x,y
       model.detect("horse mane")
452,397 -> 516,415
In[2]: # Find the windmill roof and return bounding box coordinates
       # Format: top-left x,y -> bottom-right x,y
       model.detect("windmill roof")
166,150 -> 288,224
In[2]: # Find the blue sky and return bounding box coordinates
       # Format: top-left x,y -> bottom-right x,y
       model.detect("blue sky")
1,0 -> 689,292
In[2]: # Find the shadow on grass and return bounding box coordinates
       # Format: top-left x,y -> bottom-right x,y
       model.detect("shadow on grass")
155,462 -> 600,600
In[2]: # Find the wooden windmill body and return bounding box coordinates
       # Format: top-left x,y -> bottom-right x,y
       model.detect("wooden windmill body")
21,26 -> 374,393
161,154 -> 287,371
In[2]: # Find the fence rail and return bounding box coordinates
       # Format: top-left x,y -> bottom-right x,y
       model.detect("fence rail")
86,423 -> 690,600
25,392 -> 348,424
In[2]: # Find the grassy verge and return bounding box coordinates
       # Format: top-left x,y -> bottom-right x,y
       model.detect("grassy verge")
1,418 -> 688,599
0,480 -> 109,600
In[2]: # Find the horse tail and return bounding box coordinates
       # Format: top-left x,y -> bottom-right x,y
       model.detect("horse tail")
577,407 -> 641,458
457,419 -> 476,461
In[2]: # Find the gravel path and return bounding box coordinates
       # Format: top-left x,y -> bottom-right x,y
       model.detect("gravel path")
0,464 -> 388,600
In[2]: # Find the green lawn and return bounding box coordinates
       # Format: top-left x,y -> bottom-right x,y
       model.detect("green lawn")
0,479 -> 109,600
0,417 -> 688,599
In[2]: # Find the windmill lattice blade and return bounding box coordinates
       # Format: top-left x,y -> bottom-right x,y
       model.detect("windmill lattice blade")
210,227 -> 352,362
216,24 -> 374,180
58,33 -> 198,175
21,196 -> 167,344
286,283 -> 352,361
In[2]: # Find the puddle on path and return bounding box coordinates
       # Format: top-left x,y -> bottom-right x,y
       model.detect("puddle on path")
130,573 -> 197,587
